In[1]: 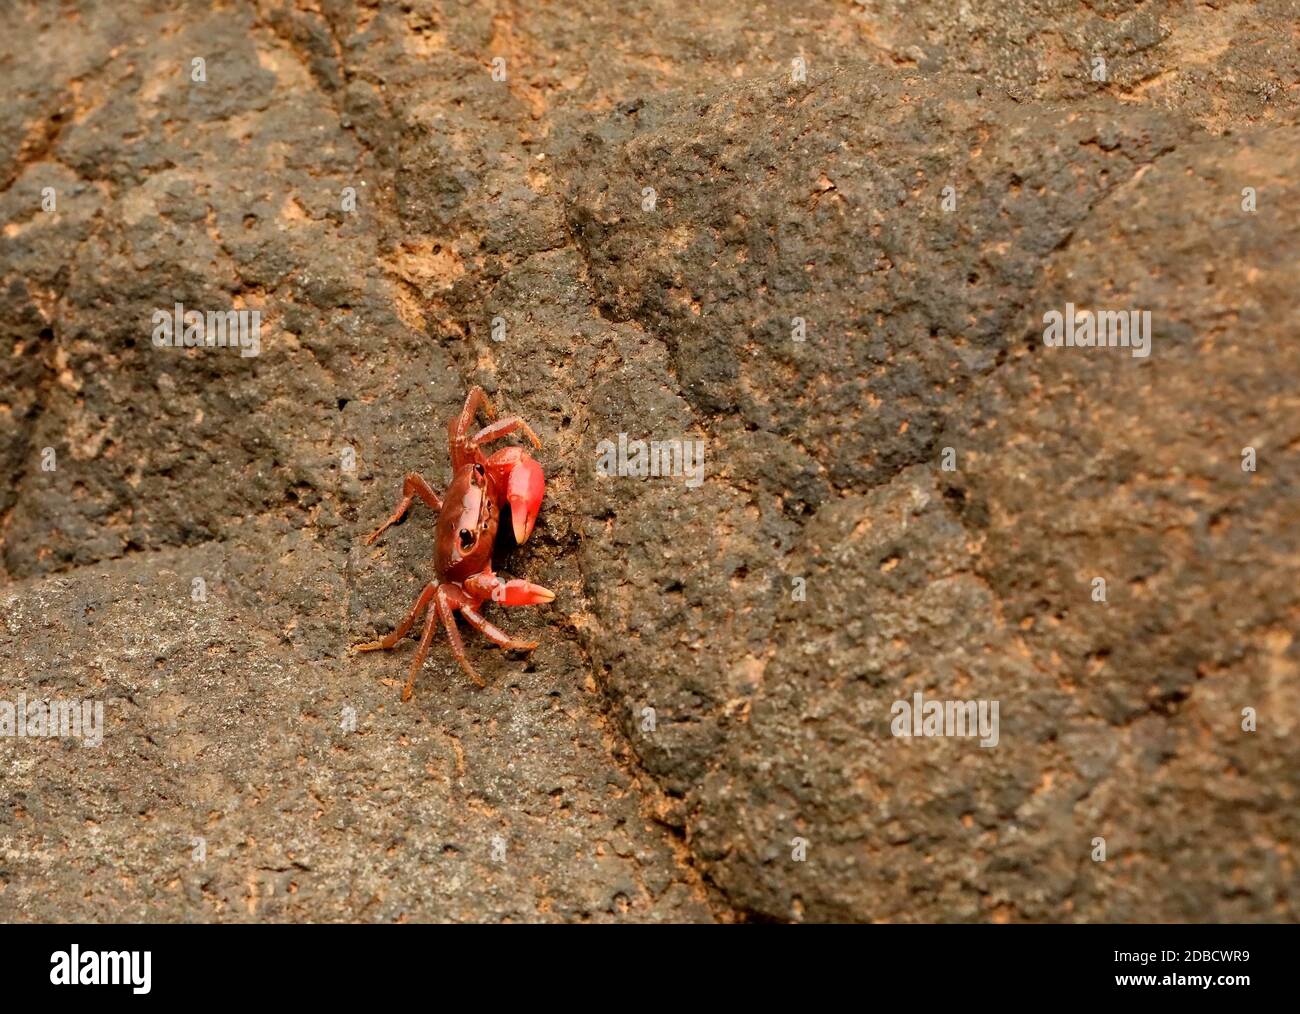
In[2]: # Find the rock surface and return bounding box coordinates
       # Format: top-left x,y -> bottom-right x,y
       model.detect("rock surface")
1,1 -> 1296,922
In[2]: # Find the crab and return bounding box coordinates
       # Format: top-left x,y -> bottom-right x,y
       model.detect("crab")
354,386 -> 553,700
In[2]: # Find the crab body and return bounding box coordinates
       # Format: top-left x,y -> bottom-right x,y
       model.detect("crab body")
356,387 -> 552,700
435,463 -> 498,582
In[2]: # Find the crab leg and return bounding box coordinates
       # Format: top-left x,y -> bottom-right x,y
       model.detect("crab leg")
354,582 -> 438,652
437,586 -> 485,688
365,472 -> 443,545
470,417 -> 542,450
449,386 -> 496,466
457,603 -> 539,651
402,595 -> 444,701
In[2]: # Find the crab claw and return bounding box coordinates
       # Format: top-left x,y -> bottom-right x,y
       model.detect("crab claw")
493,578 -> 555,606
506,454 -> 545,544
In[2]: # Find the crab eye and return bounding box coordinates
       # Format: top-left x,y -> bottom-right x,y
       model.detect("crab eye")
473,464 -> 485,476
458,528 -> 475,551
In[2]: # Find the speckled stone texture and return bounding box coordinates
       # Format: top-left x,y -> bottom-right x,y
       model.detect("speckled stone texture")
1,1 -> 1296,922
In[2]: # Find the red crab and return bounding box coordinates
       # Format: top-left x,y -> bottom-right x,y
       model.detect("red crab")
355,386 -> 553,700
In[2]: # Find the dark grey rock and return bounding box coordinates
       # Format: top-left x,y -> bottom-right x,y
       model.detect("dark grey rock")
1,0 -> 1295,922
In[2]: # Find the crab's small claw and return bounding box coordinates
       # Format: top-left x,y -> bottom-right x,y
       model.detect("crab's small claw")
464,571 -> 555,606
494,578 -> 555,606
506,454 -> 545,544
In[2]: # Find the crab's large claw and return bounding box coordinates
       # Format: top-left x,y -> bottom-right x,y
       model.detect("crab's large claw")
506,454 -> 545,544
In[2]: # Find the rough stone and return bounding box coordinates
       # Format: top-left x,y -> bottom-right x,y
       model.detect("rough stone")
2,0 -> 1296,922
